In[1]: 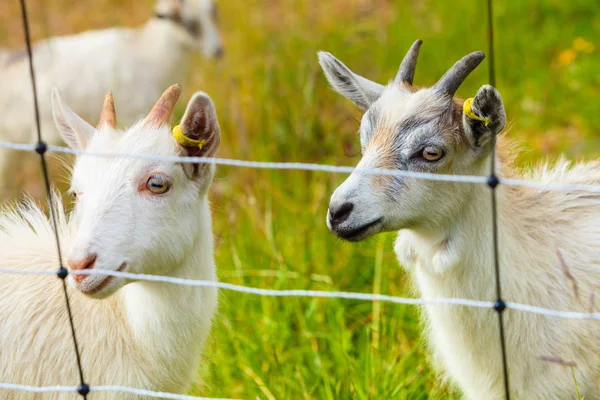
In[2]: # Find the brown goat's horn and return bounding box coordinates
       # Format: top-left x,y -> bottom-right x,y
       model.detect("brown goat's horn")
395,39 -> 422,85
145,84 -> 182,126
432,51 -> 485,96
98,91 -> 117,129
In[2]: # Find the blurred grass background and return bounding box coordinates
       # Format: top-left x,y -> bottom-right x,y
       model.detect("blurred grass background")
1,0 -> 599,399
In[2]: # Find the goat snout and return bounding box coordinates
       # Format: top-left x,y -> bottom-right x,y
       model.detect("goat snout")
328,202 -> 354,227
68,254 -> 97,283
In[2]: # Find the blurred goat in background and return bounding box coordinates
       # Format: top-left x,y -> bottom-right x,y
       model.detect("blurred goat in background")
0,0 -> 223,197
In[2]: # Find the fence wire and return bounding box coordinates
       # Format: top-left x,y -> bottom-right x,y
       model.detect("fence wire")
486,0 -> 511,396
0,383 -> 234,400
1,267 -> 600,320
2,141 -> 600,193
17,0 -> 89,398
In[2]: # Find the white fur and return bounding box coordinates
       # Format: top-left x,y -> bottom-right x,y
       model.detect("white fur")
0,0 -> 222,195
0,91 -> 219,399
322,57 -> 600,398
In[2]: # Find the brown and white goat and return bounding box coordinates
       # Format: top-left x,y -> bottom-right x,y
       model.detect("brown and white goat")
319,40 -> 600,399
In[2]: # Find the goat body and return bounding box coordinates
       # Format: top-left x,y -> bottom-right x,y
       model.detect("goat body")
0,198 -> 217,399
396,146 -> 600,399
320,40 -> 600,399
0,84 -> 221,399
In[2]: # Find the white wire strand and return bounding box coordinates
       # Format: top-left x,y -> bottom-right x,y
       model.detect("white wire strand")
2,141 -> 600,193
0,383 -> 76,393
45,144 -> 487,183
1,267 -> 599,319
92,386 -> 235,400
0,382 -> 234,399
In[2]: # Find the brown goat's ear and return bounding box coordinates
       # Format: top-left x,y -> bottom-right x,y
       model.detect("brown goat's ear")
51,86 -> 95,150
178,92 -> 221,160
462,85 -> 506,148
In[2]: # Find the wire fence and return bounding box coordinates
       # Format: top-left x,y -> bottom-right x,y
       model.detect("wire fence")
1,266 -> 600,320
1,0 -> 596,399
3,141 -> 600,194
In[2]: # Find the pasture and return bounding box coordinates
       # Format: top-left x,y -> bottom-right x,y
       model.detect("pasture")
1,0 -> 599,398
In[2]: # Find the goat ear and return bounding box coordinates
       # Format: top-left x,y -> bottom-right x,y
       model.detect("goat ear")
179,92 -> 220,159
317,51 -> 384,110
51,87 -> 95,150
462,85 -> 506,148
154,0 -> 182,18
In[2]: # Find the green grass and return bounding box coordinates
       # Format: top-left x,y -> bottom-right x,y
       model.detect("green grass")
2,0 -> 600,398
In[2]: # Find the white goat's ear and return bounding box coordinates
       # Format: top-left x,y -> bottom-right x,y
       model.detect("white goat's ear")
179,92 -> 221,159
317,51 -> 384,110
51,87 -> 95,150
462,85 -> 506,148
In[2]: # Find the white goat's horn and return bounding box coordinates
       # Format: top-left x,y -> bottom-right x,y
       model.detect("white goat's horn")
98,91 -> 117,129
394,39 -> 422,85
145,84 -> 182,127
432,51 -> 485,96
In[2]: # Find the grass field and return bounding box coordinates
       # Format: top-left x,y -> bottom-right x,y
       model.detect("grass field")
1,0 -> 599,399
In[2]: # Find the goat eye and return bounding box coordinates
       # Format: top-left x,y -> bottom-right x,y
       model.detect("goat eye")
422,147 -> 444,162
146,175 -> 171,194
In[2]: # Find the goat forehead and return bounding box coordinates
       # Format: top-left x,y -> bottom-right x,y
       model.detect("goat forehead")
366,87 -> 453,150
73,126 -> 181,186
374,87 -> 450,124
85,125 -> 178,156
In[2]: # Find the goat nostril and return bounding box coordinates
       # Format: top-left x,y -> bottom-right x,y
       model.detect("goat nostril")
68,254 -> 97,283
329,203 -> 354,225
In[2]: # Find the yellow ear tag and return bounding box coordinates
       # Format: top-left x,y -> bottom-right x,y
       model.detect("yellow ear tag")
463,98 -> 492,127
172,124 -> 205,149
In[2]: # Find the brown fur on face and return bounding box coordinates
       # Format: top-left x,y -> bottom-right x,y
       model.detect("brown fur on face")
365,91 -> 474,194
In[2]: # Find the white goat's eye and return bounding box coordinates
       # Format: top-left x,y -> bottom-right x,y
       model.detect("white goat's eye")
146,175 -> 171,194
422,147 -> 444,162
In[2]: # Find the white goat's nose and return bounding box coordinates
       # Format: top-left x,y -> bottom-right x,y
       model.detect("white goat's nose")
68,253 -> 97,283
328,202 -> 354,228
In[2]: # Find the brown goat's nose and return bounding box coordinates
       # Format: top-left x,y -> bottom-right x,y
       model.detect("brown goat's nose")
68,254 -> 97,283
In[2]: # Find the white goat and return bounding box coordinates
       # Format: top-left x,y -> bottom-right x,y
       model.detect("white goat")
319,40 -> 600,399
0,0 -> 223,195
0,83 -> 220,399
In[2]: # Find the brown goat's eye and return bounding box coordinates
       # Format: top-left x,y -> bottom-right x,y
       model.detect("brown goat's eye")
422,147 -> 444,162
146,175 -> 171,194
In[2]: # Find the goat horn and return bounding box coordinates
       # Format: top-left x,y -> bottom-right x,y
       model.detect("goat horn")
98,91 -> 117,129
394,39 -> 423,85
432,51 -> 485,96
145,84 -> 182,127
